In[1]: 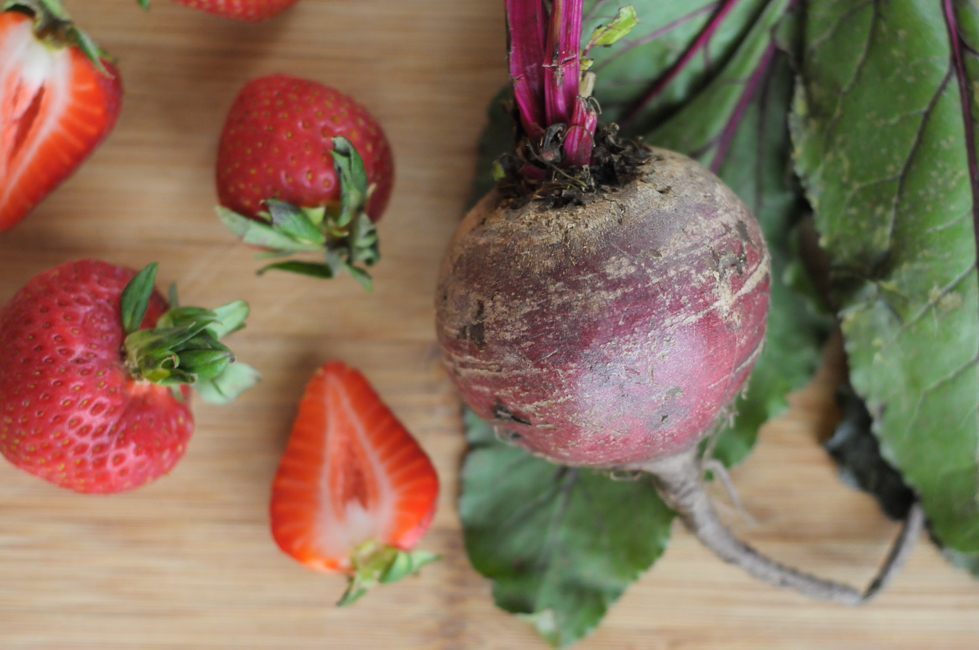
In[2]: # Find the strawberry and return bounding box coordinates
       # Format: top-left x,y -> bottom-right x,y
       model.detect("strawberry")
0,0 -> 122,233
0,260 -> 259,493
270,361 -> 439,605
136,0 -> 297,23
215,74 -> 394,289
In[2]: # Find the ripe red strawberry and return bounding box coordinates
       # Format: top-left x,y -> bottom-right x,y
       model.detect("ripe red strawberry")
270,361 -> 439,605
168,0 -> 297,22
136,0 -> 295,22
0,260 -> 259,493
0,2 -> 122,233
216,75 -> 394,288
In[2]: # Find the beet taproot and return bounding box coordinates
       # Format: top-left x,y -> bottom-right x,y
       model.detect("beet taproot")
437,148 -> 769,467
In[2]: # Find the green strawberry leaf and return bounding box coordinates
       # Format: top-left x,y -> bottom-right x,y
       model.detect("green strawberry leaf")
330,136 -> 370,229
337,541 -> 439,607
217,207 -> 324,253
647,0 -> 834,467
120,262 -> 159,336
459,409 -> 675,649
258,260 -> 335,279
792,0 -> 979,552
206,300 -> 250,339
120,269 -> 257,402
194,362 -> 261,405
342,262 -> 374,292
379,549 -> 440,583
266,199 -> 328,245
216,207 -> 253,238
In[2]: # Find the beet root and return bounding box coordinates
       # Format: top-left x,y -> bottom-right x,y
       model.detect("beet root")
436,148 -> 769,467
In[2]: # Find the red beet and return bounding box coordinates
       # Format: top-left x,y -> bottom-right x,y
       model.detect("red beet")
439,0 -> 923,607
437,148 -> 769,466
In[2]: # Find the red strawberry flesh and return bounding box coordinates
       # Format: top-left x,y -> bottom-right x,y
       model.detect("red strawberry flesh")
0,12 -> 122,232
0,260 -> 193,493
216,74 -> 394,222
270,361 -> 438,573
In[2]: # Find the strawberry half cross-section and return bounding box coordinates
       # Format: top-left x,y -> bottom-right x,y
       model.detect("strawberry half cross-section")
0,0 -> 122,232
270,361 -> 440,605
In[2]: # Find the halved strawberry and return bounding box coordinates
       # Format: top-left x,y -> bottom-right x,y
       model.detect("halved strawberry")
0,1 -> 122,232
270,361 -> 439,605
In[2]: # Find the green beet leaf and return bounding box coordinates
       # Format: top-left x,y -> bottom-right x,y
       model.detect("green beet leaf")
792,0 -> 979,552
459,410 -> 674,649
585,0 -> 771,132
647,0 -> 833,466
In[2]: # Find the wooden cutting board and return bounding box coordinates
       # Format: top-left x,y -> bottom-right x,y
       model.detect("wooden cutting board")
1,1 -> 977,648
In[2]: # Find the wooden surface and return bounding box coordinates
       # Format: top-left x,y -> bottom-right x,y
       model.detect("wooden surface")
1,1 -> 978,648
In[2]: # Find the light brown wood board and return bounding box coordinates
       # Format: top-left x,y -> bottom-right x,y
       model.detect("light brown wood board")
0,1 -> 977,648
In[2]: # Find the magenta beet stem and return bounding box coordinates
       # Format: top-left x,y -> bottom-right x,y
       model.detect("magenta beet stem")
506,0 -> 598,169
543,0 -> 583,127
506,0 -> 547,140
564,97 -> 599,167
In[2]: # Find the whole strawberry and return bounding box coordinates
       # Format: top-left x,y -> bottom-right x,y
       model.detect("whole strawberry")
0,260 -> 259,493
135,0 -> 296,22
216,74 -> 394,289
0,0 -> 122,233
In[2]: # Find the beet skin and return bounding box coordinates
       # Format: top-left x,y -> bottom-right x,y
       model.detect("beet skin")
436,148 -> 770,467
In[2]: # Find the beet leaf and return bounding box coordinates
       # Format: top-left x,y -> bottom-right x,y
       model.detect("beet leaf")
459,410 -> 674,648
585,0 -> 771,132
792,0 -> 979,553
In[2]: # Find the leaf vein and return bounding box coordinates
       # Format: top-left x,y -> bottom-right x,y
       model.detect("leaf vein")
821,0 -> 880,154
884,259 -> 978,346
532,468 -> 579,608
904,354 -> 979,446
804,0 -> 874,59
881,66 -> 955,254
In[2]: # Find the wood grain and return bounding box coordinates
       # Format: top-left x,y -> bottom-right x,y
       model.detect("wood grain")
0,1 -> 977,648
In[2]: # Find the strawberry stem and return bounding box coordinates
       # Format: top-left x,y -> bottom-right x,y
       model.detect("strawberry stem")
3,0 -> 113,75
337,540 -> 439,606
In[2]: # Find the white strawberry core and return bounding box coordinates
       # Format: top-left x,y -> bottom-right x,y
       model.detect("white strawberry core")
0,19 -> 72,205
314,378 -> 397,565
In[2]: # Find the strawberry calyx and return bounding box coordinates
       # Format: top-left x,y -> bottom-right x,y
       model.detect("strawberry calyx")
218,136 -> 380,291
120,263 -> 260,405
337,539 -> 439,607
2,0 -> 113,75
